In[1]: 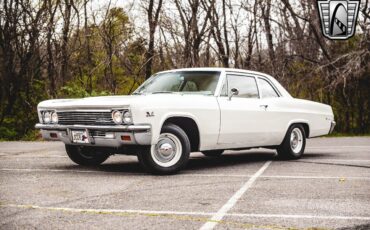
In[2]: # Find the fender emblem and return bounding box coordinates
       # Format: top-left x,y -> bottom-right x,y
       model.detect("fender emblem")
146,112 -> 155,117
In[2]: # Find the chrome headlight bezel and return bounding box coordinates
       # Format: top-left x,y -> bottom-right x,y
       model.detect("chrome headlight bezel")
40,110 -> 57,124
51,112 -> 58,124
123,111 -> 132,124
112,109 -> 132,125
43,111 -> 52,124
112,110 -> 123,124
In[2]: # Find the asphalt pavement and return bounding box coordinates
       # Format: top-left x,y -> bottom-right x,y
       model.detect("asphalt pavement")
1,137 -> 370,230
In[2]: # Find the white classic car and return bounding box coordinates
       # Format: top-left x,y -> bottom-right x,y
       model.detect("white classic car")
36,68 -> 336,174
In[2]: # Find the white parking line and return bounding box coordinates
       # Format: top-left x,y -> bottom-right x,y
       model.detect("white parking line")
297,159 -> 370,162
182,173 -> 370,180
2,203 -> 369,221
199,161 -> 272,230
259,175 -> 370,180
227,213 -> 370,220
0,203 -> 212,216
0,155 -> 67,158
306,146 -> 370,149
0,168 -> 113,174
1,168 -> 370,180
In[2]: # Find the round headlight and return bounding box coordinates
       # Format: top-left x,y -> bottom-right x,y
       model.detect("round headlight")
123,111 -> 132,123
51,112 -> 58,124
112,111 -> 123,124
43,112 -> 51,124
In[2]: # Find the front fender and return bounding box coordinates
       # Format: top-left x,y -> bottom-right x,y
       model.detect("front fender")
131,105 -> 201,145
153,112 -> 201,145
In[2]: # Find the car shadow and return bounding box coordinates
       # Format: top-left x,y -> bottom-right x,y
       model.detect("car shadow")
56,161 -> 144,174
337,223 -> 370,230
293,160 -> 370,169
53,150 -> 276,174
186,152 -> 275,171
280,153 -> 370,169
53,150 -> 369,174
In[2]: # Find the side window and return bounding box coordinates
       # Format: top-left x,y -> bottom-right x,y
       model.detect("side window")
258,78 -> 279,98
182,81 -> 198,91
227,75 -> 259,98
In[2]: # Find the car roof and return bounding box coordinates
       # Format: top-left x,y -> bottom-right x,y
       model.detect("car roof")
156,67 -> 293,98
158,67 -> 266,75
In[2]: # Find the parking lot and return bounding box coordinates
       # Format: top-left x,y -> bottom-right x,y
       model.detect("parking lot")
1,137 -> 370,229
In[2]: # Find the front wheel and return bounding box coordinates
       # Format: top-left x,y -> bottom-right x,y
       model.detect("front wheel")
137,123 -> 191,174
277,124 -> 306,159
65,145 -> 110,166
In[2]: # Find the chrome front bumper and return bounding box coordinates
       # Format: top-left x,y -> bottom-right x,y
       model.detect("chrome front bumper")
329,121 -> 336,134
35,123 -> 152,147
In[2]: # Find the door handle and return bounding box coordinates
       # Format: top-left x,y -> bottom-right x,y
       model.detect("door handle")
260,105 -> 269,109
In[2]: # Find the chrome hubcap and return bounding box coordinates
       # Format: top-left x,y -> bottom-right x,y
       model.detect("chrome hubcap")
290,128 -> 303,154
151,133 -> 182,167
158,143 -> 174,157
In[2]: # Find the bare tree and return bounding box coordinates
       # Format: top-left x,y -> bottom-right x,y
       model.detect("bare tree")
209,0 -> 230,67
46,0 -> 60,97
173,0 -> 214,67
260,0 -> 275,66
144,0 -> 163,79
241,1 -> 258,68
84,0 -> 93,94
0,0 -> 47,124
59,0 -> 73,85
1,0 -> 370,139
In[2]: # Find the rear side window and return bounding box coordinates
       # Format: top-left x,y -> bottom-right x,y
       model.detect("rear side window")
227,75 -> 259,98
258,78 -> 279,98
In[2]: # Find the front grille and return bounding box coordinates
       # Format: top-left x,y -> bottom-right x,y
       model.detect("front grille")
89,130 -> 106,137
57,111 -> 116,126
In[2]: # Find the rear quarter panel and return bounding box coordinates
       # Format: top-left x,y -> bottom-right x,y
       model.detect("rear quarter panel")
266,97 -> 334,143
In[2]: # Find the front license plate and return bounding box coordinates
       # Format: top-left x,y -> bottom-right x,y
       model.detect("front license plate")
71,130 -> 89,143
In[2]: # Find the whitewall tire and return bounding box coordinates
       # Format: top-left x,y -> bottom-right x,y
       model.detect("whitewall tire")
277,124 -> 306,159
137,123 -> 191,174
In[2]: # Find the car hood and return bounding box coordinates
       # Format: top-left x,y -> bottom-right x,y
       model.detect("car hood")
37,94 -> 215,110
37,95 -> 142,109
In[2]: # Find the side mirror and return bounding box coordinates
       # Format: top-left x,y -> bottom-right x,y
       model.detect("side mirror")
229,88 -> 239,100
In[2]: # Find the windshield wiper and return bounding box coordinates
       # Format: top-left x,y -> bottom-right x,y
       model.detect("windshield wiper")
151,91 -> 174,94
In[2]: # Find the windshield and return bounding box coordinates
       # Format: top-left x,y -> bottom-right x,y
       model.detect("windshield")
133,71 -> 221,95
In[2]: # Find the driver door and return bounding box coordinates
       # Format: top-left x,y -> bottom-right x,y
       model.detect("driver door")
217,74 -> 268,148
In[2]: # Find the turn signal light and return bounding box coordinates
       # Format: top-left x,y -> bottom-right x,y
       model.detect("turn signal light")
50,133 -> 58,138
121,135 -> 131,141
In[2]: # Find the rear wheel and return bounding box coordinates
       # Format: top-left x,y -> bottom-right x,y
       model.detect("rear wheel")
201,150 -> 224,157
65,145 -> 110,166
137,123 -> 190,174
277,124 -> 306,159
